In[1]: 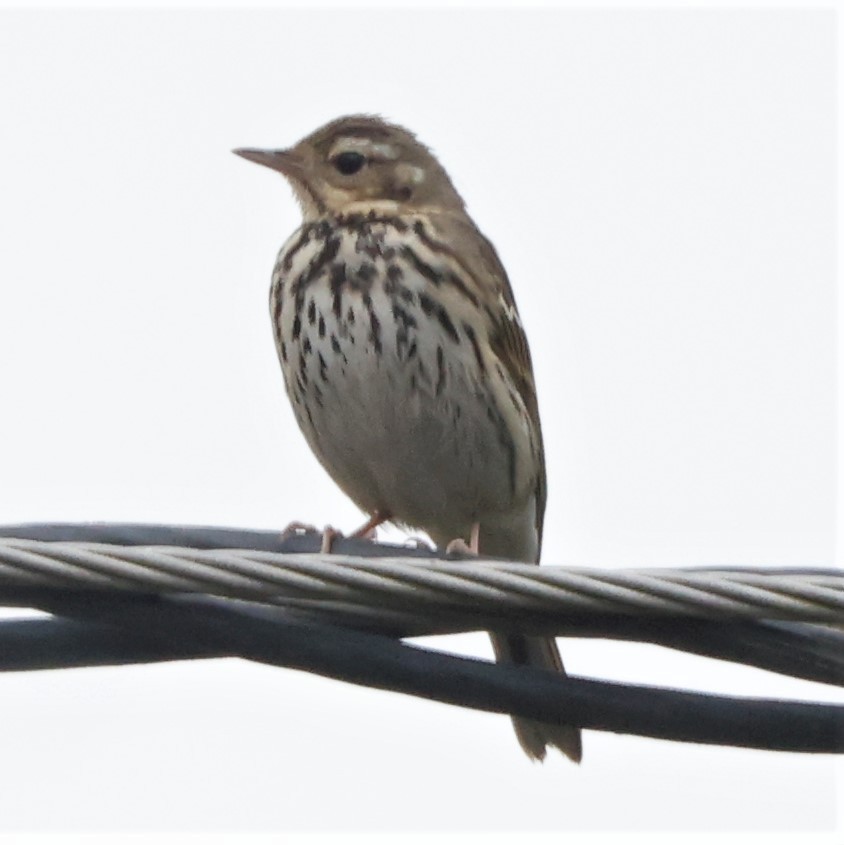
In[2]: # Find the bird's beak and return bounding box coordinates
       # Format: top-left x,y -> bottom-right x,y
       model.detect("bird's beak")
232,147 -> 304,179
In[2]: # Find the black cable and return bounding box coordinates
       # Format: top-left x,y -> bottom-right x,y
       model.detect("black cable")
9,591 -> 844,754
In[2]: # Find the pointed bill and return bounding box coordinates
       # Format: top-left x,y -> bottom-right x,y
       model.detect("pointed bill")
232,147 -> 304,179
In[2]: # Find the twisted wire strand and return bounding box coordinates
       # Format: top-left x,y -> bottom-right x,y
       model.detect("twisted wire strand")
0,538 -> 841,625
1,528 -> 842,753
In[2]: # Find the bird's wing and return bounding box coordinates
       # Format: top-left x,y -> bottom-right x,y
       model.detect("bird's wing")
426,212 -> 547,556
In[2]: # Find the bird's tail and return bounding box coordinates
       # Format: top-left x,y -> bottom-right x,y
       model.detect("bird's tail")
489,632 -> 582,763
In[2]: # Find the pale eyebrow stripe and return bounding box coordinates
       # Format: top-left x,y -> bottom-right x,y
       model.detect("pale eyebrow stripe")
329,136 -> 399,161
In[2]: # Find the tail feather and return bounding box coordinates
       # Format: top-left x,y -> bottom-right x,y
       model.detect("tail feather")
490,632 -> 582,763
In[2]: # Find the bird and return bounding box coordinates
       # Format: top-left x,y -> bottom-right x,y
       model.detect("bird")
234,115 -> 582,763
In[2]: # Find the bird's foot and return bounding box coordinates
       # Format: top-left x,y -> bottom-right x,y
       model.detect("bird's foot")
280,511 -> 393,555
445,538 -> 475,557
445,522 -> 481,558
279,520 -> 319,539
323,509 -> 393,553
319,526 -> 344,554
278,521 -> 343,553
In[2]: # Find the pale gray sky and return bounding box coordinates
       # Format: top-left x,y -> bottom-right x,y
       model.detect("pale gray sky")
0,6 -> 838,835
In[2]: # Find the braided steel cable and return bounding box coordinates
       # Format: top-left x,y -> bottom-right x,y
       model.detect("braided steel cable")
0,524 -> 842,754
0,537 -> 841,625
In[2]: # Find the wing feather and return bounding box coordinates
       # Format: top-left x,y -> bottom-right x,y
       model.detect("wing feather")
425,213 -> 547,555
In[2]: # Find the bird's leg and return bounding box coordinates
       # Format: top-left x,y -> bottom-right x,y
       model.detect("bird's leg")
350,509 -> 392,540
318,510 -> 392,554
445,522 -> 481,556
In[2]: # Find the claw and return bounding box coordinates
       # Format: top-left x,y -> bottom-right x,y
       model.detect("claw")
280,521 -> 319,540
404,535 -> 433,550
445,537 -> 474,557
445,522 -> 481,557
283,511 -> 393,554
320,526 -> 344,554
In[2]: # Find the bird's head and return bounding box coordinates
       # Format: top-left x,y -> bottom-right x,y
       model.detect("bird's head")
234,114 -> 466,220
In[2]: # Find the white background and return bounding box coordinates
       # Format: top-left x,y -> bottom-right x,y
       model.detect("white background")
0,6 -> 839,836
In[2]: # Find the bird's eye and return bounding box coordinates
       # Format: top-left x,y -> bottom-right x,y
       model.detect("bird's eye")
333,151 -> 366,175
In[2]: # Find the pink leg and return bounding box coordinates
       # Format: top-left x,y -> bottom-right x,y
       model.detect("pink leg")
350,509 -> 392,540
320,526 -> 343,555
319,510 -> 392,555
469,522 -> 480,554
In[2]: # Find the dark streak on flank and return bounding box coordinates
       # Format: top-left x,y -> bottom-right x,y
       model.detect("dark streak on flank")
307,299 -> 316,325
317,314 -> 326,338
279,341 -> 288,363
507,386 -> 522,415
329,262 -> 345,319
370,311 -> 382,354
318,351 -> 328,382
385,264 -> 415,304
505,433 -> 517,496
353,261 -> 378,290
393,301 -> 416,355
281,226 -> 312,272
435,346 -> 446,395
330,334 -> 347,366
270,283 -> 283,324
391,303 -> 417,330
292,314 -> 302,341
293,236 -> 341,297
400,245 -> 441,287
418,292 -> 459,344
463,323 -> 486,376
302,336 -> 312,356
411,221 -> 480,306
363,293 -> 382,353
445,272 -> 480,307
485,397 -> 517,496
